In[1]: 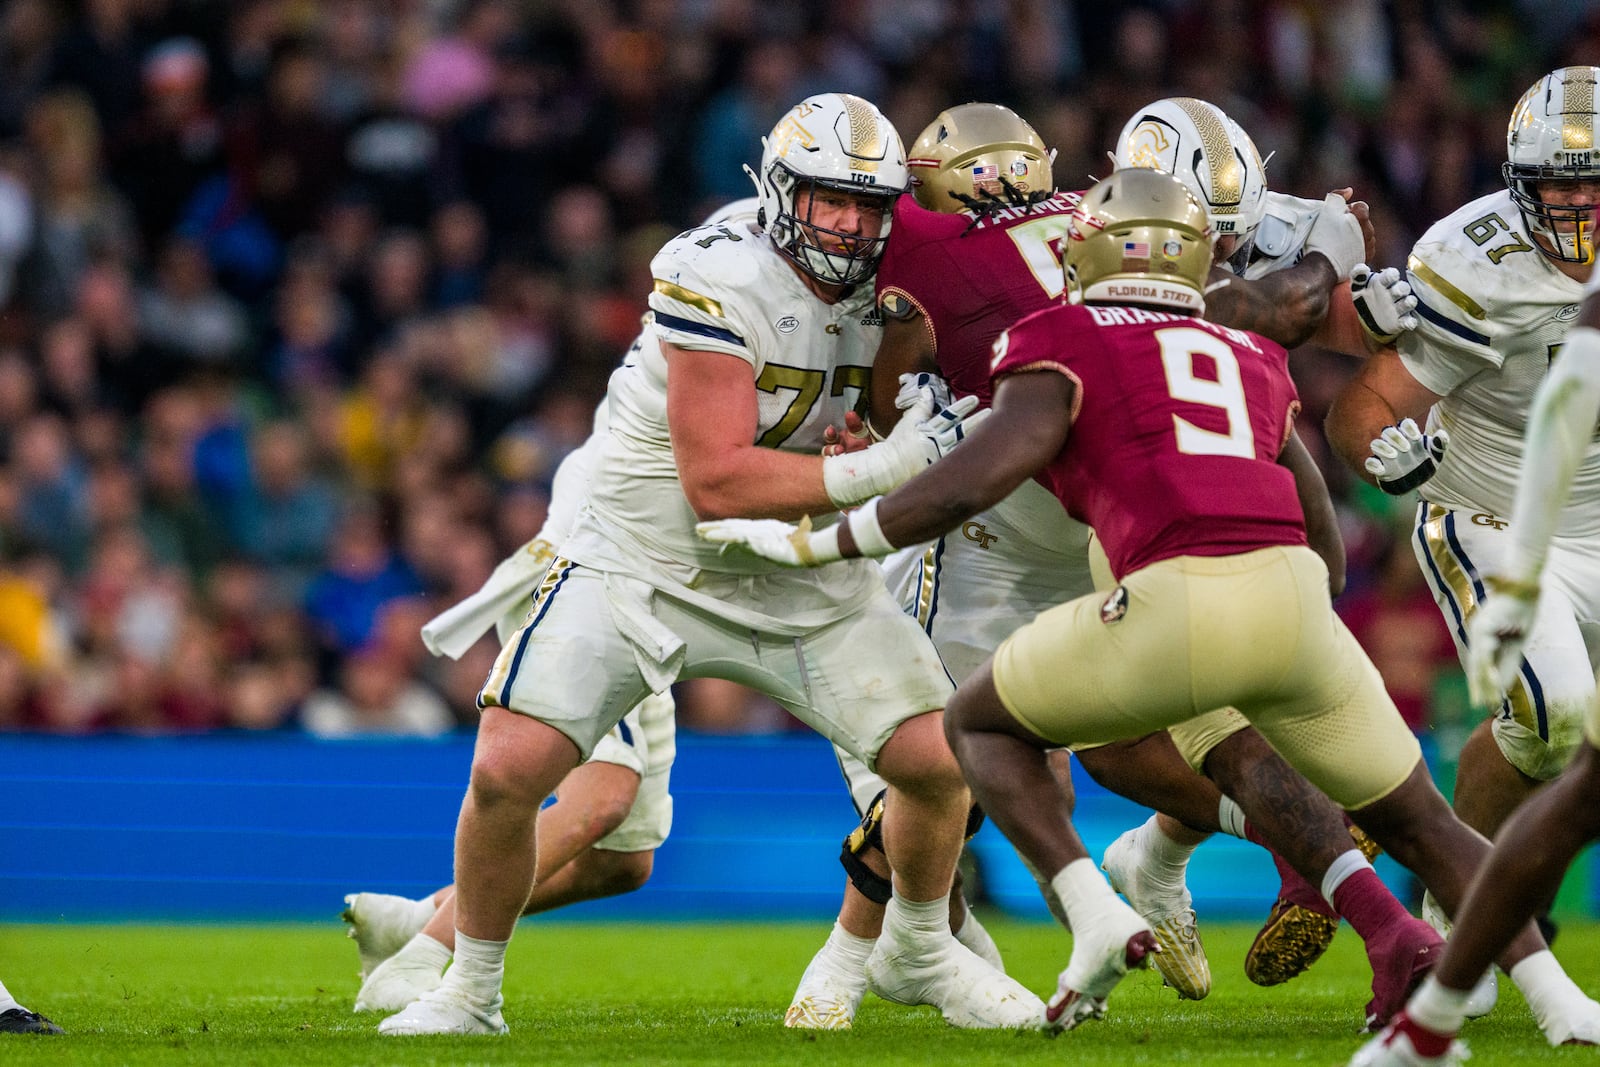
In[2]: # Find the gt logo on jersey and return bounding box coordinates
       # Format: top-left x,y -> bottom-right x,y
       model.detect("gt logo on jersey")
1470,512 -> 1508,530
962,522 -> 999,550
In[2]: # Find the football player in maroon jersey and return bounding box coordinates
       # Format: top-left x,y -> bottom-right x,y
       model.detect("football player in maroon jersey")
826,101 -> 1424,1018
700,168 -> 1585,1035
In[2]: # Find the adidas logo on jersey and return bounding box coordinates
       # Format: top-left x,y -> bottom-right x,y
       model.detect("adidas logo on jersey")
860,309 -> 883,327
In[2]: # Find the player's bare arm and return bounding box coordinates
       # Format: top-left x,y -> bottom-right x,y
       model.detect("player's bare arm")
666,343 -> 838,520
1278,428 -> 1346,596
866,296 -> 939,436
1324,347 -> 1444,486
841,370 -> 1073,557
1206,256 -> 1337,349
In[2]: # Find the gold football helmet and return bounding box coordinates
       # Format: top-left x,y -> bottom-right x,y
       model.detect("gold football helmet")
906,102 -> 1054,212
1066,168 -> 1213,314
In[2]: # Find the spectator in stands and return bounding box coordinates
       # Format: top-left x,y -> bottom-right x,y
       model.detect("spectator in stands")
137,237 -> 250,371
300,642 -> 453,738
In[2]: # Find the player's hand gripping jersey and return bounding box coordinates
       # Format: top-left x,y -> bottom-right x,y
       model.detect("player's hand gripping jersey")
992,304 -> 1307,579
1400,189 -> 1598,534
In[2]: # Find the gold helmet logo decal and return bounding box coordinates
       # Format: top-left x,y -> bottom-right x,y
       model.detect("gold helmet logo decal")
1124,121 -> 1169,170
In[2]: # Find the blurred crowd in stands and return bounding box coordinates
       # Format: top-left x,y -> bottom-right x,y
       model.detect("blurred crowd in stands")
0,0 -> 1588,737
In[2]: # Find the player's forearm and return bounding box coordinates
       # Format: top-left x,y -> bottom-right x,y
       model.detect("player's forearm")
679,447 -> 837,522
1325,379 -> 1402,485
1502,326 -> 1600,585
1308,283 -> 1381,358
1206,256 -> 1336,348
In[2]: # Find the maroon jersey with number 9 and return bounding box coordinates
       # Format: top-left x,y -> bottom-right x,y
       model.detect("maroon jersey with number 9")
876,191 -> 1083,406
990,303 -> 1307,580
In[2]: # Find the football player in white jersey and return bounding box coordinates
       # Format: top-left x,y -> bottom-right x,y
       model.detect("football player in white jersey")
1328,66 -> 1600,1045
377,94 -> 1042,1036
1351,220 -> 1600,1067
350,195 -> 1007,1026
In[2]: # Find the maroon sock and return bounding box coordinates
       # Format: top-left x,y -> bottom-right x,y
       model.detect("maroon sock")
1330,867 -> 1413,940
1395,1012 -> 1455,1058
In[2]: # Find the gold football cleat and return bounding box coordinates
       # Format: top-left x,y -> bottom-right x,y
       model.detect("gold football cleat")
1245,824 -> 1382,986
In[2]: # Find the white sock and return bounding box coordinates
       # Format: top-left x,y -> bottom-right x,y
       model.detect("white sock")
1510,949 -> 1589,1021
886,893 -> 948,939
392,932 -> 455,973
1051,857 -> 1121,932
0,978 -> 19,1014
1138,816 -> 1200,891
1217,796 -> 1247,839
821,920 -> 876,969
1319,849 -> 1371,906
443,931 -> 508,1003
1407,975 -> 1472,1034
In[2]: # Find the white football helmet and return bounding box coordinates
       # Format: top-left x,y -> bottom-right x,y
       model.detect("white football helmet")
1505,66 -> 1600,264
745,93 -> 908,286
1114,98 -> 1267,275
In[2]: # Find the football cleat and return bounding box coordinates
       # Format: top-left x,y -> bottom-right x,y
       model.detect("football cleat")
1420,891 -> 1497,1018
1046,917 -> 1160,1032
1533,990 -> 1600,1047
1363,919 -> 1444,1031
342,892 -> 431,979
0,1008 -> 63,1035
1246,822 -> 1379,987
865,925 -> 1043,1029
1102,826 -> 1209,999
377,987 -> 508,1036
1348,1012 -> 1470,1066
785,944 -> 869,1030
355,950 -> 448,1013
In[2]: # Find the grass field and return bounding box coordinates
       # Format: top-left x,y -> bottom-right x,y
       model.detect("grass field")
2,918 -> 1595,1064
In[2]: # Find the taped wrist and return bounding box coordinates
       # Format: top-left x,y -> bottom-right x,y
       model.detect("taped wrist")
845,497 -> 896,558
839,789 -> 892,904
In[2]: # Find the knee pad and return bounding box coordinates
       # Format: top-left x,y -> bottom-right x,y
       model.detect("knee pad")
838,792 -> 986,905
840,789 -> 892,904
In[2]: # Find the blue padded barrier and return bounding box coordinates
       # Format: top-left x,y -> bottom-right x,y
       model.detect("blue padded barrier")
2,732 -> 1424,922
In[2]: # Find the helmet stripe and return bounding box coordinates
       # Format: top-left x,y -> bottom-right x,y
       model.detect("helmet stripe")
1561,66 -> 1596,150
1173,98 -> 1242,212
840,94 -> 885,168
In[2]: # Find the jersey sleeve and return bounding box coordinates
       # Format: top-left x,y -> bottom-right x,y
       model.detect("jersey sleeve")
1398,235 -> 1503,394
648,232 -> 763,367
991,308 -> 1084,381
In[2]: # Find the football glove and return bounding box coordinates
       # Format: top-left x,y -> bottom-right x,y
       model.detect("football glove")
1364,418 -> 1448,495
1304,193 -> 1366,281
697,516 -> 825,567
1350,264 -> 1419,345
822,388 -> 985,508
895,371 -> 953,412
1465,576 -> 1540,709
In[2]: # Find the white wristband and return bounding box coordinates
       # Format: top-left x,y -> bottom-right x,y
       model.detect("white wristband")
846,497 -> 896,558
793,520 -> 842,566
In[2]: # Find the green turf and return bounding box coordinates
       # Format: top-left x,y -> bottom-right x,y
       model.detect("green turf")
1,918 -> 1594,1064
